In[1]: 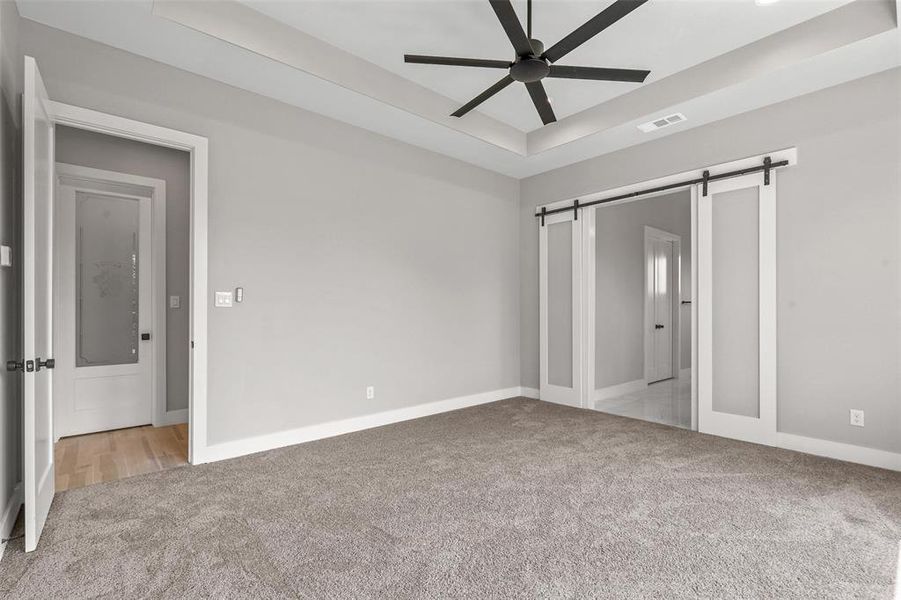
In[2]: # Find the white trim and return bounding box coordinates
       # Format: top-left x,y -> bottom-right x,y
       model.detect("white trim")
593,378 -> 647,402
643,226 -> 682,384
535,148 -> 798,215
774,432 -> 901,472
52,163 -> 167,437
0,483 -> 23,563
49,100 -> 209,465
201,387 -> 524,464
690,186 -> 698,432
519,386 -> 540,400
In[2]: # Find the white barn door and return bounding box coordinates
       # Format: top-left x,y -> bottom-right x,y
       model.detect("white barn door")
539,211 -> 582,408
697,172 -> 776,444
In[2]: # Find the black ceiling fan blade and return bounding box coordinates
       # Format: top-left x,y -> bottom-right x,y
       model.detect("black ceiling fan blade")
489,0 -> 533,57
525,81 -> 556,125
404,55 -> 512,69
543,0 -> 649,64
452,75 -> 515,118
547,65 -> 650,83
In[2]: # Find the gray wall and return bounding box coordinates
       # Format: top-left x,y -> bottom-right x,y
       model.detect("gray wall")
521,68 -> 901,453
55,126 -> 190,413
0,0 -> 20,540
20,20 -> 520,446
595,190 -> 691,389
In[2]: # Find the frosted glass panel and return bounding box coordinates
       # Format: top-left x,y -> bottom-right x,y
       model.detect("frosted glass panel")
547,221 -> 573,387
76,191 -> 140,367
712,187 -> 759,417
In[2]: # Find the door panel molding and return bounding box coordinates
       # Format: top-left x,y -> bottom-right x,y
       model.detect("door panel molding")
643,226 -> 681,385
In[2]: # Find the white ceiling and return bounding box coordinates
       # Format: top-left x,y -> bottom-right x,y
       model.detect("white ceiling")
243,0 -> 852,132
15,0 -> 901,178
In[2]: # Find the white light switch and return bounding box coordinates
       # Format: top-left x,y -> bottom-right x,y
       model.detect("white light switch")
215,291 -> 233,307
169,295 -> 180,309
0,245 -> 11,267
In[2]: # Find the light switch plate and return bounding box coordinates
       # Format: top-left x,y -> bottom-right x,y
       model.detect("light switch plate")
215,291 -> 233,307
169,295 -> 180,309
0,245 -> 11,267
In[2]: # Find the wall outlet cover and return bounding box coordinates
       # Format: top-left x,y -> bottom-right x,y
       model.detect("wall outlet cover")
849,409 -> 865,427
366,386 -> 375,400
169,295 -> 181,309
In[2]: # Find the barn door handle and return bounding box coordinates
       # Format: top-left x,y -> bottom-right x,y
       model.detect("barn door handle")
6,360 -> 23,372
654,324 -> 664,329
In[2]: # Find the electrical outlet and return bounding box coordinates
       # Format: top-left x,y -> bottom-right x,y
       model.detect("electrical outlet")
366,386 -> 375,400
849,409 -> 865,427
169,295 -> 180,309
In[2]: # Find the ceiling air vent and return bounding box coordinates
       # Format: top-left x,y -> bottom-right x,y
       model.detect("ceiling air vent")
637,112 -> 687,133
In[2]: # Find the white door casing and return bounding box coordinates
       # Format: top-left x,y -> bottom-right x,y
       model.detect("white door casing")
644,227 -> 681,384
22,56 -> 55,553
53,164 -> 166,438
539,210 -> 582,408
697,172 -> 777,444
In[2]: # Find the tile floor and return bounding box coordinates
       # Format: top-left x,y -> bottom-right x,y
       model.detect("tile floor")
593,374 -> 692,430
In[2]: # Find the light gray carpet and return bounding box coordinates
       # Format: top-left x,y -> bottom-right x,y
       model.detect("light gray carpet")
1,398 -> 899,599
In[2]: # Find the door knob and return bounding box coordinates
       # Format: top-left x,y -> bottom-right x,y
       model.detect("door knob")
655,324 -> 664,329
6,360 -> 23,372
35,357 -> 55,371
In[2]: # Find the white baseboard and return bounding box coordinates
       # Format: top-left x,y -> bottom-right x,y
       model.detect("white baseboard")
519,386 -> 540,399
594,378 -> 647,402
0,482 -> 23,563
774,431 -> 901,472
199,387 -> 524,464
155,408 -> 188,427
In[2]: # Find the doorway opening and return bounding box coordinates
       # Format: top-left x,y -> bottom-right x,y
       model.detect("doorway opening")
52,128 -> 190,491
591,191 -> 693,430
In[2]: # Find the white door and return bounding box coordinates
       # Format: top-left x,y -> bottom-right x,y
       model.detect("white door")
54,165 -> 157,437
697,172 -> 776,444
22,56 -> 55,552
539,211 -> 582,407
644,228 -> 680,383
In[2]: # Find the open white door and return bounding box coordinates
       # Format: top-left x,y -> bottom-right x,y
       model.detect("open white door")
697,172 -> 776,445
23,56 -> 56,552
539,211 -> 582,408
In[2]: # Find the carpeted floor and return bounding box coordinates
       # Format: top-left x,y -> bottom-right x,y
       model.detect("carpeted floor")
1,398 -> 899,599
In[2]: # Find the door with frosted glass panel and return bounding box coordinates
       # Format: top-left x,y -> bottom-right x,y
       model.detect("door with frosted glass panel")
539,211 -> 582,407
697,172 -> 776,444
55,169 -> 154,437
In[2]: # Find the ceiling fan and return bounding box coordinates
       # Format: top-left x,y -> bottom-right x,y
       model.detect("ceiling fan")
404,0 -> 651,126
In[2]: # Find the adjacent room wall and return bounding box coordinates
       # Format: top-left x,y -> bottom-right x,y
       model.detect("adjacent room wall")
595,190 -> 691,390
55,126 -> 191,413
20,20 -> 521,446
0,0 -> 20,554
521,68 -> 901,454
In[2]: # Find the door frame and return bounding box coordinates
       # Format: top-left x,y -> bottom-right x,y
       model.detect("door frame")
53,163 -> 168,439
537,148 -> 797,429
643,226 -> 681,384
48,100 -> 210,465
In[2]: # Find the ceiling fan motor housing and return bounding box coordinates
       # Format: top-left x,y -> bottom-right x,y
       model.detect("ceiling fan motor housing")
511,39 -> 549,82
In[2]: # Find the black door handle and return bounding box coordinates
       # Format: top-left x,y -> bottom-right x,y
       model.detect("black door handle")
6,360 -> 23,372
655,324 -> 664,329
35,357 -> 55,371
141,333 -> 151,341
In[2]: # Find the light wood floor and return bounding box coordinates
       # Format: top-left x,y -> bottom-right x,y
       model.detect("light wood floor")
54,423 -> 188,492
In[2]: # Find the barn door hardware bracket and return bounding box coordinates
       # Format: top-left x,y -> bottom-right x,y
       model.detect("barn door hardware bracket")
702,170 -> 709,197
763,156 -> 772,185
573,199 -> 579,220
540,206 -> 546,226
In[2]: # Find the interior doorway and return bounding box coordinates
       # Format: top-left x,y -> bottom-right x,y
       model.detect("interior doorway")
51,133 -> 191,491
